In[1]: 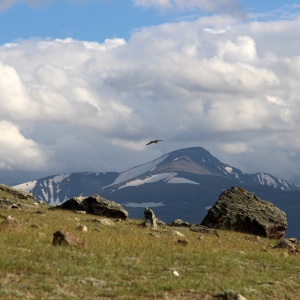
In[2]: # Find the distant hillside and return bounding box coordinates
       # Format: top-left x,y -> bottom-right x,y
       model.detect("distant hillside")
0,183 -> 37,208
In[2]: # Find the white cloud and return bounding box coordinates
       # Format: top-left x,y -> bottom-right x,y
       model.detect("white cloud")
1,15 -> 300,184
133,0 -> 245,18
0,121 -> 49,171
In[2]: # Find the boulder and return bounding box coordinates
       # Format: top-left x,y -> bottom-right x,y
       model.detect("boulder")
55,195 -> 128,219
201,187 -> 287,239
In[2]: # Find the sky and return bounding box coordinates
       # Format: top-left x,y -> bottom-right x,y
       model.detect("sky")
1,0 -> 300,186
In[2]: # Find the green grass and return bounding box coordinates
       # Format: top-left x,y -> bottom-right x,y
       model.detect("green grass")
0,205 -> 300,299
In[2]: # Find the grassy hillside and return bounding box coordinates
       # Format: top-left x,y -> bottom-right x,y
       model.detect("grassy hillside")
0,186 -> 300,299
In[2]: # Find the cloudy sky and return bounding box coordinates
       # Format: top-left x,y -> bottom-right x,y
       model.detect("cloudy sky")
1,0 -> 300,186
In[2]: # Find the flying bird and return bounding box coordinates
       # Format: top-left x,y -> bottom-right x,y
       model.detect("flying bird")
146,140 -> 163,145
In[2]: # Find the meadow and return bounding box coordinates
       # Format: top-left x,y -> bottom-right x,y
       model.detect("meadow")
0,202 -> 299,300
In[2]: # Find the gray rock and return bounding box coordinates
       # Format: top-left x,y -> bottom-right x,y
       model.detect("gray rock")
273,239 -> 298,252
201,187 -> 287,239
76,225 -> 88,232
214,291 -> 248,300
144,207 -> 157,229
170,219 -> 190,227
55,195 -> 128,219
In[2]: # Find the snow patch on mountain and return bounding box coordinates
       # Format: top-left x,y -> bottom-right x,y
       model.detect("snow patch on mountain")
256,173 -> 277,187
14,180 -> 37,193
106,154 -> 168,187
225,166 -> 233,174
253,172 -> 295,191
118,172 -> 199,189
167,177 -> 199,184
52,174 -> 70,183
46,174 -> 70,197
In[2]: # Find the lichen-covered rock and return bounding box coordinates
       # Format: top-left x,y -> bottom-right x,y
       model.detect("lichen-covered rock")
201,187 -> 287,239
56,195 -> 128,219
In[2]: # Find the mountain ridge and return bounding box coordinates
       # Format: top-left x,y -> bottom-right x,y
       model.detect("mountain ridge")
13,146 -> 300,238
15,146 -> 300,204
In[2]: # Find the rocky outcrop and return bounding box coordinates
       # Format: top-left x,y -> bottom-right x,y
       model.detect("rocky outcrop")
144,208 -> 157,229
201,187 -> 287,239
56,195 -> 129,219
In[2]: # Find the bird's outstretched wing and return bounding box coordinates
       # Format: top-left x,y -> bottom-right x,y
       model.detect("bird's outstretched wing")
146,139 -> 163,145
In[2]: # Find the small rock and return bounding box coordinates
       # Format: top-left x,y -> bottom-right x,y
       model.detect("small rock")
30,224 -> 40,229
76,225 -> 88,232
98,219 -> 115,226
52,230 -> 85,246
287,238 -> 297,243
214,291 -> 248,300
170,219 -> 190,227
172,230 -> 185,237
177,239 -> 189,246
173,271 -> 180,277
0,215 -> 19,226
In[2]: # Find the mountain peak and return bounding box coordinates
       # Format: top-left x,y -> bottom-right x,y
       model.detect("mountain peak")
13,146 -> 300,206
154,147 -> 219,175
